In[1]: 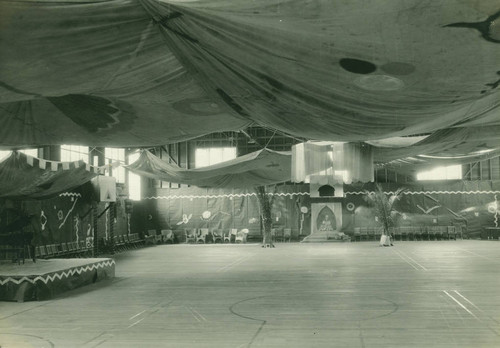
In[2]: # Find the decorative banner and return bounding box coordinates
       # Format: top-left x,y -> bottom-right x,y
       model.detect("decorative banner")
38,159 -> 46,169
12,151 -> 115,173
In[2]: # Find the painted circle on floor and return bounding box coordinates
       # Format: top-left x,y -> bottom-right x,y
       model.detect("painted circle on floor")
231,293 -> 398,322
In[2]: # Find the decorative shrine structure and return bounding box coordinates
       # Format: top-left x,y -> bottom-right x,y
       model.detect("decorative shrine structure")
292,142 -> 374,242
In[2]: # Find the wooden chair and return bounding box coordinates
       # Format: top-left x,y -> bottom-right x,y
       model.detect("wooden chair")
399,227 -> 408,241
274,228 -> 284,242
37,245 -> 47,259
184,229 -> 196,243
145,229 -> 157,245
235,229 -> 249,243
197,228 -> 209,243
353,228 -> 361,242
359,227 -> 368,241
366,228 -> 375,241
223,229 -> 232,243
412,226 -> 422,241
283,228 -> 292,242
426,226 -> 435,240
212,229 -> 223,243
161,229 -> 175,244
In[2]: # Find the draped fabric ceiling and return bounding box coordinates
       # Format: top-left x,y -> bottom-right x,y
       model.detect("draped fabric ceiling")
0,152 -> 97,199
1,0 -> 500,173
126,149 -> 291,188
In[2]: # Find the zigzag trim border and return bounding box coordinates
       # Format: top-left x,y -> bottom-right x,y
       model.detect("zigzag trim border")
59,192 -> 82,198
0,260 -> 115,286
346,190 -> 500,195
144,192 -> 310,200
144,190 -> 500,199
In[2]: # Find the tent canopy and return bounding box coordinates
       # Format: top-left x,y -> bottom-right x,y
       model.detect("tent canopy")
126,148 -> 292,188
0,152 -> 97,199
1,0 -> 499,169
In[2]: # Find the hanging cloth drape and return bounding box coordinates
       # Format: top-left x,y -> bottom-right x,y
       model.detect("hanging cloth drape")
126,148 -> 292,188
292,142 -> 374,184
0,152 -> 97,199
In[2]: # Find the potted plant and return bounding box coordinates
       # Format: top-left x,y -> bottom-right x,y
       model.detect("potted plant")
364,184 -> 405,246
255,185 -> 276,247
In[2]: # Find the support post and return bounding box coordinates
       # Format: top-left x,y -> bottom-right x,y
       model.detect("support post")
92,201 -> 98,257
109,202 -> 115,255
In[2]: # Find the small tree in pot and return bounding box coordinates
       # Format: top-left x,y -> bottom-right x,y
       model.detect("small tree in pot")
364,184 -> 405,246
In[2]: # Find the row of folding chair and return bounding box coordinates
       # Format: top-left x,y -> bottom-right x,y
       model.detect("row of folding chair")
101,233 -> 145,252
0,245 -> 27,264
352,225 -> 463,242
185,228 -> 226,243
184,228 -> 249,243
352,227 -> 383,241
147,229 -> 176,244
391,226 -> 461,241
35,241 -> 90,259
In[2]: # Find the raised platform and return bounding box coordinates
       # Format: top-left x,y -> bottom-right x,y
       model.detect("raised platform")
0,258 -> 115,302
301,230 -> 351,243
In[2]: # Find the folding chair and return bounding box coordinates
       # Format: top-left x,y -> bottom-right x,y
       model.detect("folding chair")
274,228 -> 284,242
212,229 -> 223,243
197,228 -> 209,243
353,228 -> 361,242
235,229 -> 249,243
184,229 -> 196,243
161,229 -> 175,244
223,229 -> 232,243
283,228 -> 292,242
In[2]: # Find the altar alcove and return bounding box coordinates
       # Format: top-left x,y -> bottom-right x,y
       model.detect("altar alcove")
292,142 -> 373,242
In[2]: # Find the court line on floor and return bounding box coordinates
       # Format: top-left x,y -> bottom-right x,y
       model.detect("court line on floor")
392,249 -> 426,270
454,290 -> 500,325
186,306 -> 207,322
453,291 -> 483,312
127,317 -> 145,328
129,310 -> 146,321
443,290 -> 479,320
229,296 -> 268,348
217,254 -> 255,273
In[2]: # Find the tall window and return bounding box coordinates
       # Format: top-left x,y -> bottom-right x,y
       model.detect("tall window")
105,148 -> 125,183
127,152 -> 141,200
61,145 -> 89,162
195,147 -> 237,168
0,150 -> 11,161
0,149 -> 38,161
417,165 -> 462,180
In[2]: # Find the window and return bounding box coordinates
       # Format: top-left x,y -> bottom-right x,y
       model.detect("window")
105,148 -> 125,183
0,149 -> 38,161
61,145 -> 89,162
195,147 -> 237,168
416,165 -> 462,180
0,150 -> 11,161
127,152 -> 141,200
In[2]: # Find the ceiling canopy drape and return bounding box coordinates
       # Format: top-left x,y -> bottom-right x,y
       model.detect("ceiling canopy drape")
126,148 -> 292,188
1,0 -> 499,171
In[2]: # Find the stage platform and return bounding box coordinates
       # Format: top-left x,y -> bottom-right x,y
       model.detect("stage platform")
0,258 -> 115,302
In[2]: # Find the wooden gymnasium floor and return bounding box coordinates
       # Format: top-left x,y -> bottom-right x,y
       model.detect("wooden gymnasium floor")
1,240 -> 499,348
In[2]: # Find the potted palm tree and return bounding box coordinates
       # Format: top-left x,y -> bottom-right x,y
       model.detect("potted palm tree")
364,184 -> 405,246
255,185 -> 276,247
